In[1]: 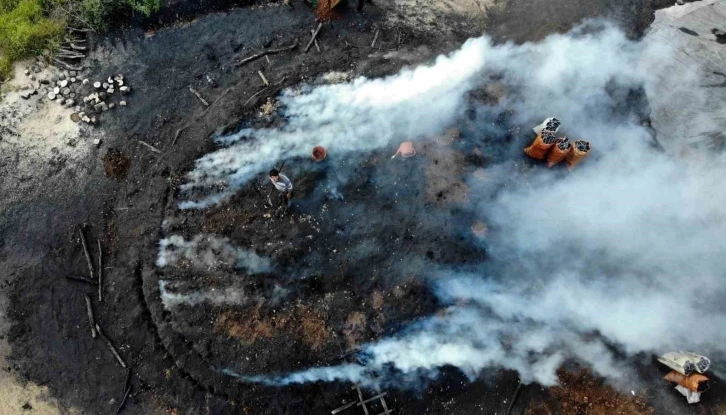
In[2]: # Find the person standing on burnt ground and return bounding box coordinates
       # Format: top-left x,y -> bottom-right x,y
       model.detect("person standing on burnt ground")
269,168 -> 293,207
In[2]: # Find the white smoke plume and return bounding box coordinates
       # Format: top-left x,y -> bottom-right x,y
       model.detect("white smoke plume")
179,36 -> 494,208
157,234 -> 270,273
159,280 -> 248,308
193,23 -> 726,389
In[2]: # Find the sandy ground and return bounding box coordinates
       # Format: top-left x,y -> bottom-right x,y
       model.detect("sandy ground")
0,61 -> 87,415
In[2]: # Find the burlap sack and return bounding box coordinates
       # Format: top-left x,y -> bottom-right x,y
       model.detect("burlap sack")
524,133 -> 555,160
564,146 -> 589,170
546,140 -> 570,167
664,370 -> 710,393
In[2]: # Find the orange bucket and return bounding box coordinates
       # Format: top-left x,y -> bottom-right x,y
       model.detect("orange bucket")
312,146 -> 327,162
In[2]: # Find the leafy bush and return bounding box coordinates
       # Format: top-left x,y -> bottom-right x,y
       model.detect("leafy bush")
79,0 -> 160,31
0,0 -> 63,81
126,0 -> 158,17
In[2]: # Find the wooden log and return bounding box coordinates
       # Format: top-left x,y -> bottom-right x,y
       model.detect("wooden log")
84,294 -> 97,339
189,87 -> 209,107
506,380 -> 522,415
234,42 -> 299,67
52,58 -> 82,71
97,239 -> 103,302
257,71 -> 270,86
138,140 -> 162,154
66,275 -> 98,285
116,385 -> 131,413
305,23 -> 323,53
243,87 -> 268,106
95,324 -> 127,368
79,228 -> 95,281
371,29 -> 379,48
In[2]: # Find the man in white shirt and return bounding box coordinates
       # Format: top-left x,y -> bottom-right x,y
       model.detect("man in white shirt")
269,168 -> 293,205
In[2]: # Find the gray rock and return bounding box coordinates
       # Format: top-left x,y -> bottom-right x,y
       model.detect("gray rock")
93,138 -> 102,147
102,82 -> 109,89
107,88 -> 114,94
108,103 -> 115,109
119,100 -> 127,106
93,81 -> 101,89
65,99 -> 75,107
69,71 -> 77,77
59,73 -> 66,80
53,87 -> 60,94
82,79 -> 89,85
69,92 -> 76,99
62,87 -> 71,95
48,92 -> 56,100
60,79 -> 68,88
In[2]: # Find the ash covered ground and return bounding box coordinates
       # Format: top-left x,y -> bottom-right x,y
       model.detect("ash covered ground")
1,0 -> 725,415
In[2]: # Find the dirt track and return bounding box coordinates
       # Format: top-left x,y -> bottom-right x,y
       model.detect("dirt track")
0,0 -> 701,414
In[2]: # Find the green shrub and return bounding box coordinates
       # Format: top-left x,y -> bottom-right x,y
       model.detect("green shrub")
126,0 -> 158,17
0,0 -> 63,81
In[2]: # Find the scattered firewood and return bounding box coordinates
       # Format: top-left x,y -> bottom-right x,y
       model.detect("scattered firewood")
171,125 -> 189,147
311,29 -> 321,52
171,87 -> 232,147
84,294 -> 97,339
95,323 -> 127,368
188,87 -> 209,107
234,42 -> 299,67
116,384 -> 132,414
79,228 -> 95,282
371,29 -> 380,48
305,22 -> 323,53
57,48 -> 85,57
138,140 -> 162,154
257,70 -> 270,86
506,380 -> 522,415
97,239 -> 103,302
51,58 -> 82,71
66,275 -> 98,285
243,87 -> 268,106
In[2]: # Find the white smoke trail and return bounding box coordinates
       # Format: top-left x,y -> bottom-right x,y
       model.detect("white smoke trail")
211,21 -> 726,389
159,280 -> 248,308
157,234 -> 270,273
179,36 -> 495,208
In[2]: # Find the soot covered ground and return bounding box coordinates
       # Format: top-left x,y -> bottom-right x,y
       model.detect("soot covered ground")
0,0 -> 697,414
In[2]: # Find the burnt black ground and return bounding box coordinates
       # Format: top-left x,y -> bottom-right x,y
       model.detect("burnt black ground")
0,0 -> 708,414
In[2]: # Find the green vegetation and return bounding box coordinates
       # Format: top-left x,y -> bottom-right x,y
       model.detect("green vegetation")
0,0 -> 64,80
0,0 -> 160,82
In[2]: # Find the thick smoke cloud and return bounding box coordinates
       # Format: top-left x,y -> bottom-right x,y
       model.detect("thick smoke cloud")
159,280 -> 248,308
157,234 -> 270,273
180,21 -> 726,389
179,36 -> 493,208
